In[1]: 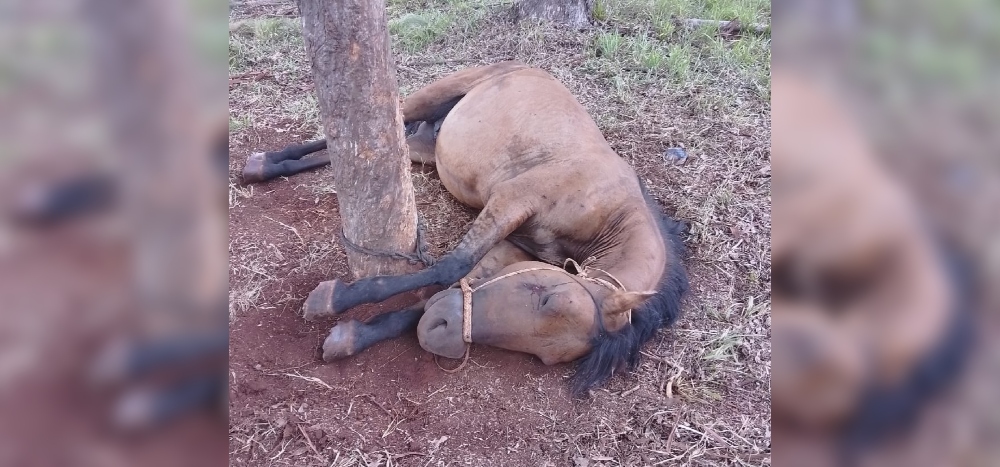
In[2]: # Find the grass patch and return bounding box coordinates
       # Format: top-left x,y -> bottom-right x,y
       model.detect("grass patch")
703,0 -> 770,25
597,0 -> 770,25
595,30 -> 625,59
389,11 -> 455,52
665,42 -> 694,81
588,0 -> 768,93
229,17 -> 303,72
593,0 -> 610,21
229,114 -> 253,134
251,17 -> 300,43
280,94 -> 320,131
631,34 -> 666,70
702,329 -> 744,363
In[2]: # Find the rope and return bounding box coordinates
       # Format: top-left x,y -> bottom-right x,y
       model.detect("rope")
434,344 -> 471,373
338,216 -> 436,266
433,256 -> 633,375
562,257 -> 632,324
461,278 -> 474,343
459,258 -> 630,346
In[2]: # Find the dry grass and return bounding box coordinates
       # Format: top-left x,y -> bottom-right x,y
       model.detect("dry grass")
229,0 -> 770,465
229,237 -> 277,320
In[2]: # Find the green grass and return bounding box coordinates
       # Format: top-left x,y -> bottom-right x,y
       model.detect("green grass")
665,42 -> 693,81
389,11 -> 455,52
229,114 -> 252,133
587,0 -> 770,97
703,0 -> 770,25
595,31 -> 625,59
632,34 -> 666,70
599,0 -> 770,25
702,329 -> 744,362
593,0 -> 610,21
229,17 -> 303,72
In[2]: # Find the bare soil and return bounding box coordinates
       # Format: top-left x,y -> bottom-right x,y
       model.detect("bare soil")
228,125 -> 593,466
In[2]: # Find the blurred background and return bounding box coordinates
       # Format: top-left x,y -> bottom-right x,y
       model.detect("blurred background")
772,0 -> 999,466
0,0 -> 228,465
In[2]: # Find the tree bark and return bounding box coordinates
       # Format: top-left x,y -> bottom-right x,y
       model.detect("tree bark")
87,0 -> 228,332
515,0 -> 593,29
295,0 -> 420,279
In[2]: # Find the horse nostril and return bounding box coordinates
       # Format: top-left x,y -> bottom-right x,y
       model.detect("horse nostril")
431,318 -> 448,332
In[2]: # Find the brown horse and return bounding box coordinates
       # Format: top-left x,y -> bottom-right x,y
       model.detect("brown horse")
251,61 -> 688,394
771,70 -> 972,464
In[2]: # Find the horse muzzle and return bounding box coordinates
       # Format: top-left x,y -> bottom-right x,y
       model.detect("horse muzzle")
417,288 -> 467,359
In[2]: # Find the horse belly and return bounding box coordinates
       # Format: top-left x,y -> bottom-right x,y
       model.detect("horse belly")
436,160 -> 486,209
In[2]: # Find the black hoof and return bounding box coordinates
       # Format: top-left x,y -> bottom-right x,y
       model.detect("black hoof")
242,152 -> 269,183
322,320 -> 362,361
303,279 -> 341,321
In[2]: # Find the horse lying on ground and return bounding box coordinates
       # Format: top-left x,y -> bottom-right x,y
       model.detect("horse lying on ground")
249,61 -> 688,394
771,70 -> 972,466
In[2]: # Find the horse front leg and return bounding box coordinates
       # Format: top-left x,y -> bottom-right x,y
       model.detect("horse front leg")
319,240 -> 536,361
320,303 -> 426,361
302,197 -> 533,320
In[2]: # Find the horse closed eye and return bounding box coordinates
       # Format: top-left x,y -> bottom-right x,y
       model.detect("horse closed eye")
540,294 -> 553,308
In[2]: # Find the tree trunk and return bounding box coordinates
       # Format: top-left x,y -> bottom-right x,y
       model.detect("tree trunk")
87,0 -> 228,333
295,0 -> 420,279
515,0 -> 593,29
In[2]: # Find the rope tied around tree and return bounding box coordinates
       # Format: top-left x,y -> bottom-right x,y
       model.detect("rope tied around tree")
338,215 -> 436,266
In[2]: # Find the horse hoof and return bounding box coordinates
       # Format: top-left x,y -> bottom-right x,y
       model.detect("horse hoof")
112,388 -> 158,432
242,152 -> 268,183
322,320 -> 360,362
303,279 -> 339,321
88,336 -> 132,388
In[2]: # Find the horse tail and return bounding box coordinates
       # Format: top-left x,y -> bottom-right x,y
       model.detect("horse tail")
401,61 -> 529,124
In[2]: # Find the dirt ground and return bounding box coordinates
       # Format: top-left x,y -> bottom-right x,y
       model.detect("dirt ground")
228,2 -> 771,466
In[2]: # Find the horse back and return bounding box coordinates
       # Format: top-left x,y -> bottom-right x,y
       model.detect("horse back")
434,67 -> 635,213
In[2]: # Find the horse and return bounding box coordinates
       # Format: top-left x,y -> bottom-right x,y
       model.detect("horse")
249,61 -> 688,394
770,70 -> 972,465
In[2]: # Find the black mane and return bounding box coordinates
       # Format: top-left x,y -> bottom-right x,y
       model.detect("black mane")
837,242 -> 975,464
569,189 -> 689,395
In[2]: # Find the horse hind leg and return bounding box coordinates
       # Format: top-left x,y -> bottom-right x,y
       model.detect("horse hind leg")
406,121 -> 437,166
242,139 -> 330,183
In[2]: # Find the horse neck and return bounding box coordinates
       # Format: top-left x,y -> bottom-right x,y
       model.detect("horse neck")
587,204 -> 667,295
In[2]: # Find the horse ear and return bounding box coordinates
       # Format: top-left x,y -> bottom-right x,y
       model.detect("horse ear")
601,290 -> 656,316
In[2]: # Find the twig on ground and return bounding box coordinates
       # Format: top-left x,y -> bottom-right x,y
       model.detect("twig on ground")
297,424 -> 320,456
680,18 -> 770,35
230,71 -> 274,85
276,371 -> 333,390
264,216 -> 305,246
359,394 -> 394,416
664,412 -> 683,456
